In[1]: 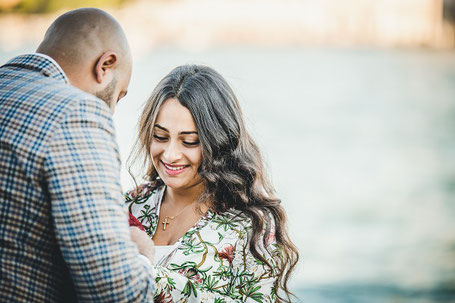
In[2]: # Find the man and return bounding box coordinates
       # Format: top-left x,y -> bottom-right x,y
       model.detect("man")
0,8 -> 155,302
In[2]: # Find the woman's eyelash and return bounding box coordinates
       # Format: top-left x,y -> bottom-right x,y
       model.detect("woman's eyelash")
153,134 -> 167,141
183,141 -> 199,146
153,135 -> 199,146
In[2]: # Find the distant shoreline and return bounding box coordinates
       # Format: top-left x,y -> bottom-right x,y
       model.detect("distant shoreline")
0,0 -> 453,55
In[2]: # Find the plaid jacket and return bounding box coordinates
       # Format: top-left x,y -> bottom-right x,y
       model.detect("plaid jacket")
0,54 -> 155,302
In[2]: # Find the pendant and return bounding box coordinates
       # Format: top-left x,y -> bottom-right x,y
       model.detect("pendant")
162,216 -> 170,231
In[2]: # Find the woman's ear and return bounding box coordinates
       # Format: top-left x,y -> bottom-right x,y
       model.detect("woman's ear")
94,51 -> 118,84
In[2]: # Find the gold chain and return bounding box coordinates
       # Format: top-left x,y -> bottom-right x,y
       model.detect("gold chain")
161,201 -> 195,231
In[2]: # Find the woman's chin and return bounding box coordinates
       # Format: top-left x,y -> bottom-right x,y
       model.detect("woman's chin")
160,178 -> 183,190
158,169 -> 202,191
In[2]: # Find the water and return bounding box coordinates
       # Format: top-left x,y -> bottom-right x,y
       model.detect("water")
2,47 -> 455,302
296,284 -> 455,303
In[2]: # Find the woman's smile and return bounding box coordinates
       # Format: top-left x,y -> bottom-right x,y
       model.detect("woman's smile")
161,160 -> 190,176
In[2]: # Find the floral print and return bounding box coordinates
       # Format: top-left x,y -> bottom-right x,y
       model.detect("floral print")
218,244 -> 235,265
125,181 -> 279,302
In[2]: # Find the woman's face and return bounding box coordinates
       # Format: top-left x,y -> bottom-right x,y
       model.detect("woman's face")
151,98 -> 203,191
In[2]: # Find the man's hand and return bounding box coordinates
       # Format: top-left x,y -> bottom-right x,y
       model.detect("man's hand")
129,226 -> 155,264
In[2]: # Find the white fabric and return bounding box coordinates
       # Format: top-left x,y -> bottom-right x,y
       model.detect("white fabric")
154,243 -> 179,264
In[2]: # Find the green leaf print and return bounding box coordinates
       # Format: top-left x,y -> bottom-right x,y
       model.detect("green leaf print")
179,237 -> 205,256
182,280 -> 198,297
201,275 -> 219,292
242,285 -> 264,303
212,216 -> 240,231
167,277 -> 176,290
156,276 -> 176,293
213,266 -> 231,281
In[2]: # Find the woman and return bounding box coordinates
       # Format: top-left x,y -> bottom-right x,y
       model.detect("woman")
126,65 -> 299,302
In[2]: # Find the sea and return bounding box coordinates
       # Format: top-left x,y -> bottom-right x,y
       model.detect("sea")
2,46 -> 455,302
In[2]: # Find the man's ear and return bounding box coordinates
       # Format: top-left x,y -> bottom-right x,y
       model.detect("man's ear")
94,51 -> 118,84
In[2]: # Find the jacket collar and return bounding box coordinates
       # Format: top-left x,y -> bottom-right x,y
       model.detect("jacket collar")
2,53 -> 69,84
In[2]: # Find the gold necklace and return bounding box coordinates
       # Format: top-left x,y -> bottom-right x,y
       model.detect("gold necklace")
161,202 -> 195,231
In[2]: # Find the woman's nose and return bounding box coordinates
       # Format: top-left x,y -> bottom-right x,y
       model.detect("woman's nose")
163,140 -> 182,162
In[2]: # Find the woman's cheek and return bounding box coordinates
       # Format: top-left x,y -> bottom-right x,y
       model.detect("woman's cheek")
190,148 -> 203,167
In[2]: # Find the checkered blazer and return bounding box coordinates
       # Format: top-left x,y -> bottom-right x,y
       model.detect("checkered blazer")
0,54 -> 155,302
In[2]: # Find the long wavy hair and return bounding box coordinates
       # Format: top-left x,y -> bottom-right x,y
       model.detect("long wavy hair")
129,65 -> 299,302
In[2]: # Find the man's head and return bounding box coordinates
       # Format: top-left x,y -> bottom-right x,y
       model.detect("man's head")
36,8 -> 132,112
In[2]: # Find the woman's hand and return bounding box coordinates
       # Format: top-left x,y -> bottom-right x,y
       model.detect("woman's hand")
129,226 -> 155,264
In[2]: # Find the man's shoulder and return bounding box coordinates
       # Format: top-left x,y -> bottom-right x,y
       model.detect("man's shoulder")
1,53 -> 67,83
1,55 -> 110,123
40,81 -> 106,118
0,53 -> 106,115
0,54 -> 112,162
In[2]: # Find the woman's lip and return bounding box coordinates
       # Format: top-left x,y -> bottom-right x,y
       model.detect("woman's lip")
162,161 -> 188,168
161,161 -> 189,176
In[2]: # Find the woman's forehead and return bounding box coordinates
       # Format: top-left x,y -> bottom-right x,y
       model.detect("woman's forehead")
155,98 -> 197,133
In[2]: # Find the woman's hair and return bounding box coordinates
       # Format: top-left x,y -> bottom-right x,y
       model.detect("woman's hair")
129,65 -> 299,302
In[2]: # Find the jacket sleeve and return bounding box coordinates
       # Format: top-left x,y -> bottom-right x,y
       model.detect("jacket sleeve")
152,227 -> 278,302
44,97 -> 156,302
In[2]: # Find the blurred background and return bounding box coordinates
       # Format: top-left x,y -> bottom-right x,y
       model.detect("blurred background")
1,0 -> 455,302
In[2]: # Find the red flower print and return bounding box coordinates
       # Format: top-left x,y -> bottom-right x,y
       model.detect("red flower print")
190,272 -> 203,284
155,291 -> 173,303
218,244 -> 235,265
177,268 -> 203,284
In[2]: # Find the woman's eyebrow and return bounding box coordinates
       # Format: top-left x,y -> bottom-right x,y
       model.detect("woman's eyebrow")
180,131 -> 198,135
154,124 -> 198,135
153,124 -> 169,132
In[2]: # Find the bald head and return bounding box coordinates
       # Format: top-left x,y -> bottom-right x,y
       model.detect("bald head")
37,8 -> 130,69
36,8 -> 132,112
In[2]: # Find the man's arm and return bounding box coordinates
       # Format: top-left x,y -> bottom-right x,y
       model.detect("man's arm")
44,97 -> 155,302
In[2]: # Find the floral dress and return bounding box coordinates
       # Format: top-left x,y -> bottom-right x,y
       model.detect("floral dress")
125,181 -> 279,303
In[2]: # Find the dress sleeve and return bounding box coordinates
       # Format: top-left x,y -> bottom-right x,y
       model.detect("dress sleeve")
44,98 -> 156,302
152,222 -> 278,303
